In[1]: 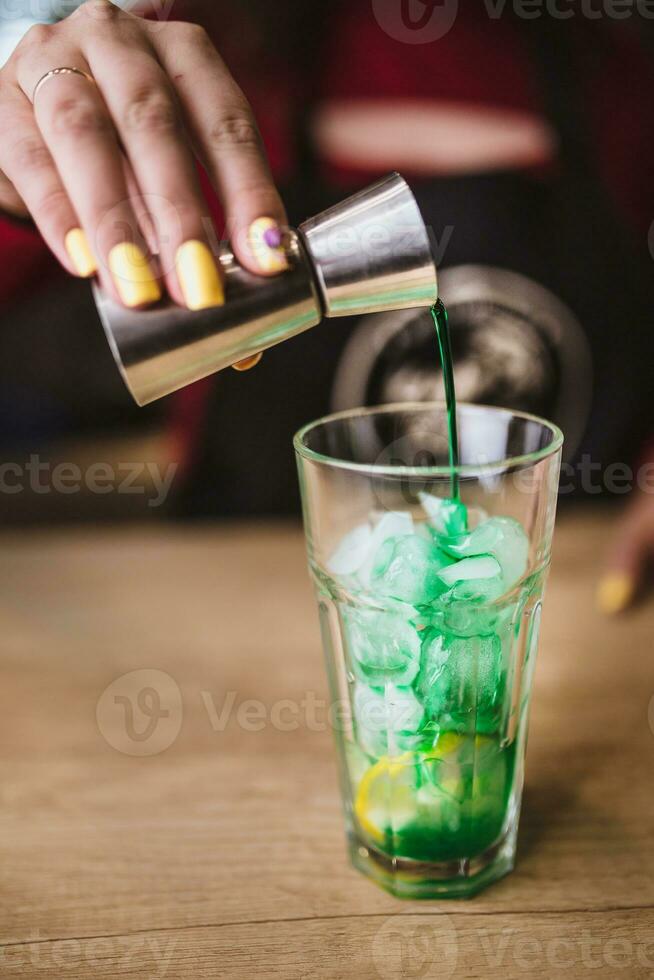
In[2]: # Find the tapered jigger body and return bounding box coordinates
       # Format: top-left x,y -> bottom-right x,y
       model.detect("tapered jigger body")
95,173 -> 438,406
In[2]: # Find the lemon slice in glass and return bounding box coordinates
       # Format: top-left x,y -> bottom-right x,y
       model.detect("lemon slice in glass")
354,753 -> 419,844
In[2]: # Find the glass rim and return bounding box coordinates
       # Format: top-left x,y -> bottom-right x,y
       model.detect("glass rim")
293,401 -> 564,478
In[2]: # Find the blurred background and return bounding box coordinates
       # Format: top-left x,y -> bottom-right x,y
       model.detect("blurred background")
0,0 -> 653,528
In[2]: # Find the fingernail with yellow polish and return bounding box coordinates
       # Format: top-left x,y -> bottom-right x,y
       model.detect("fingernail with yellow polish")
596,573 -> 635,615
233,352 -> 263,372
248,218 -> 289,273
65,228 -> 97,278
176,240 -> 224,310
108,242 -> 161,308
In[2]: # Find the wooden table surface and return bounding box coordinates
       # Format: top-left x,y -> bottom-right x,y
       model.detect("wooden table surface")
0,510 -> 653,979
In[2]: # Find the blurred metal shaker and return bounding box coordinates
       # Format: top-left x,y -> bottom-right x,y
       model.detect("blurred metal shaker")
94,172 -> 438,406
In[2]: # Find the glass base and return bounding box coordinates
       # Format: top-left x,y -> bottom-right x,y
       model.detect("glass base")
348,826 -> 517,900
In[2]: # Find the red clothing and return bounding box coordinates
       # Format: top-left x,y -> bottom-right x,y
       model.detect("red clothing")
0,214 -> 58,305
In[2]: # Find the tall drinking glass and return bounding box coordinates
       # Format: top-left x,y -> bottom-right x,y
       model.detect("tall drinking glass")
294,403 -> 562,899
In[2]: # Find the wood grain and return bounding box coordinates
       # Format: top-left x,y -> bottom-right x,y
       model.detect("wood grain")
0,510 -> 652,978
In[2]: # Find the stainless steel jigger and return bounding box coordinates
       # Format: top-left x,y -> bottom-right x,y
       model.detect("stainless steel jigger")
94,172 -> 438,406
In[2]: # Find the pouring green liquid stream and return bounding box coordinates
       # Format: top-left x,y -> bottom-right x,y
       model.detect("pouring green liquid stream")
431,299 -> 459,500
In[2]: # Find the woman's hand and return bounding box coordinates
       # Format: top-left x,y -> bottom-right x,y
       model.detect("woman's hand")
597,476 -> 654,615
0,0 -> 288,314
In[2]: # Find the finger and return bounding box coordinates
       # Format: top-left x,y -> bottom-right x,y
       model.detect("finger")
597,501 -> 651,615
0,84 -> 95,276
122,156 -> 159,259
0,166 -> 29,219
15,57 -> 160,307
597,565 -> 639,616
151,22 -> 289,277
85,36 -> 224,309
232,353 -> 263,372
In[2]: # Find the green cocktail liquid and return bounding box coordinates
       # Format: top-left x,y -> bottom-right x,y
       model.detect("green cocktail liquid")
432,299 -> 459,500
324,300 -> 532,895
